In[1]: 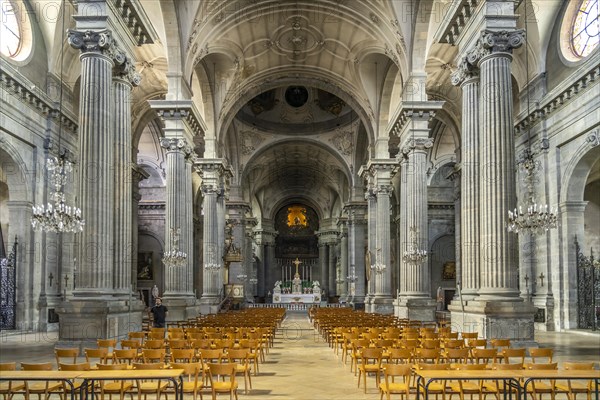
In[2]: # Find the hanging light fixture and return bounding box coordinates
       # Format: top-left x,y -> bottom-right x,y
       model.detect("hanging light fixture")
507,2 -> 557,235
371,248 -> 386,274
31,2 -> 84,233
162,227 -> 187,267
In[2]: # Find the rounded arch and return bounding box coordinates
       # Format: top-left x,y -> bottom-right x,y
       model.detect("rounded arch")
0,141 -> 31,202
561,135 -> 600,203
270,196 -> 325,223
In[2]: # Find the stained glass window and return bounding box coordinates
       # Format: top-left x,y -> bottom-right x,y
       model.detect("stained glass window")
0,1 -> 22,58
572,0 -> 599,58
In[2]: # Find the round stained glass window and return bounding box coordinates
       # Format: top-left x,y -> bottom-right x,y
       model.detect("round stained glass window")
571,0 -> 599,58
0,1 -> 22,58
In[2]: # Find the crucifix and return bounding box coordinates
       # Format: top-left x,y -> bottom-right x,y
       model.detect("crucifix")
63,274 -> 69,298
292,257 -> 302,276
48,273 -> 54,287
538,273 -> 545,287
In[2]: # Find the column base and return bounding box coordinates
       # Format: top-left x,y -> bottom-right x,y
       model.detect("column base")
394,297 -> 437,321
161,297 -> 200,322
448,298 -> 535,340
372,296 -> 394,314
532,293 -> 555,332
199,295 -> 221,314
56,297 -> 146,346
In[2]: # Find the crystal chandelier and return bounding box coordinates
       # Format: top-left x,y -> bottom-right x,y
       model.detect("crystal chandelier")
507,149 -> 558,234
162,228 -> 187,267
346,264 -> 357,282
403,226 -> 428,264
31,156 -> 84,233
371,248 -> 387,274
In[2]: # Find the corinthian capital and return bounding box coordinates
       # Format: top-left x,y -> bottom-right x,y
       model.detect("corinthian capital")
160,137 -> 192,157
401,138 -> 433,155
68,29 -> 112,55
450,56 -> 478,86
475,29 -> 526,58
114,56 -> 142,86
375,184 -> 393,197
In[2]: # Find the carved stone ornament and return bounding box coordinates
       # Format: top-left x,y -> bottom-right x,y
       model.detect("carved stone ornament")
329,129 -> 353,156
475,29 -> 526,58
68,30 -> 112,54
160,137 -> 191,155
375,184 -> 393,196
401,137 -> 433,155
114,57 -> 142,86
450,56 -> 478,86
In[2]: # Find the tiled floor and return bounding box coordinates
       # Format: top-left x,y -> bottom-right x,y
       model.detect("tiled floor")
1,312 -> 599,399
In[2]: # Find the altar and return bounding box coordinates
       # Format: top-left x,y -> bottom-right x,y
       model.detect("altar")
272,257 -> 321,304
273,293 -> 321,304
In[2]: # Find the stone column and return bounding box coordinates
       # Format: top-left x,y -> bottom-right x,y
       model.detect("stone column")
131,166 -> 149,293
476,30 -> 525,300
200,181 -> 219,301
318,241 -> 328,298
364,187 -> 377,308
328,242 -> 336,296
338,222 -> 348,298
69,30 -> 115,297
345,202 -> 367,305
396,135 -> 437,321
451,56 -> 480,301
112,56 -> 141,297
254,239 -> 265,298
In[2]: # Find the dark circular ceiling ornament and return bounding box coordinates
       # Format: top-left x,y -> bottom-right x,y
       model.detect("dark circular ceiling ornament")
285,86 -> 309,108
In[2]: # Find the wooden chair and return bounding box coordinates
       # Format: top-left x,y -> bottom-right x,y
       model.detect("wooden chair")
502,348 -> 526,364
386,348 -> 413,365
84,347 -> 109,366
20,363 -> 62,400
57,363 -> 91,398
448,363 -> 487,400
113,349 -> 139,365
471,348 -> 498,365
414,347 -> 441,364
443,348 -> 470,364
379,363 -> 411,400
226,348 -> 252,394
97,339 -> 117,359
127,331 -> 146,345
141,348 -> 166,364
554,362 -> 596,400
169,362 -> 204,400
207,363 -> 238,400
132,362 -> 169,400
357,347 -> 383,393
237,339 -> 260,375
168,339 -> 189,350
528,348 -> 553,364
171,348 -> 196,363
143,339 -> 165,349
416,363 -> 451,400
95,363 -> 134,400
523,362 -> 558,400
54,348 -> 79,368
0,362 -> 24,400
483,363 -> 523,400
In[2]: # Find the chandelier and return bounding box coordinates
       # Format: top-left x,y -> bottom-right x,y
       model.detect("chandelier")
403,226 -> 428,264
507,149 -> 558,234
371,248 -> 387,274
162,228 -> 187,267
31,156 -> 84,233
346,264 -> 357,282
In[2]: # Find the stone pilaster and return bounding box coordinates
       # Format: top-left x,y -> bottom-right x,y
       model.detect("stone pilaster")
363,182 -> 377,308
328,242 -> 336,297
131,166 -> 149,294
318,241 -> 328,298
198,168 -> 220,304
112,54 -> 141,297
451,54 -> 480,300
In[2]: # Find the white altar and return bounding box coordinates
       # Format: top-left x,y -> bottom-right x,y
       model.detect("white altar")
273,258 -> 321,304
273,293 -> 320,303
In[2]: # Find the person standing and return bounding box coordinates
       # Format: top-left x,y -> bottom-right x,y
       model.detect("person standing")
150,297 -> 168,328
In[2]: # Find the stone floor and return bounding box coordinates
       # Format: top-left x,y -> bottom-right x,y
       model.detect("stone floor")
1,312 -> 599,399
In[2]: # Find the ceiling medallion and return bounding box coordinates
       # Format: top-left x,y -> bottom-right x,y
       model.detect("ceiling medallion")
285,86 -> 309,108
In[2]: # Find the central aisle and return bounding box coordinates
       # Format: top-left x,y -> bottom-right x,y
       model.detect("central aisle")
251,311 -> 378,399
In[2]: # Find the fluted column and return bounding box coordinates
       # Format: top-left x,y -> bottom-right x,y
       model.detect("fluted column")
365,188 -> 377,300
476,30 -> 525,300
318,242 -> 328,297
328,242 -> 336,296
112,56 -> 141,297
339,224 -> 348,298
398,157 -> 410,297
345,202 -> 367,303
200,183 -> 219,299
131,166 -> 149,293
375,183 -> 393,296
402,138 -> 433,297
184,156 -> 194,295
160,138 -> 193,297
451,56 -> 480,299
217,191 -> 226,287
69,30 -> 115,296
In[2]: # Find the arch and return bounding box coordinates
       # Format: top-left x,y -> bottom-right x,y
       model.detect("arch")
0,141 -> 31,202
561,135 -> 600,202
